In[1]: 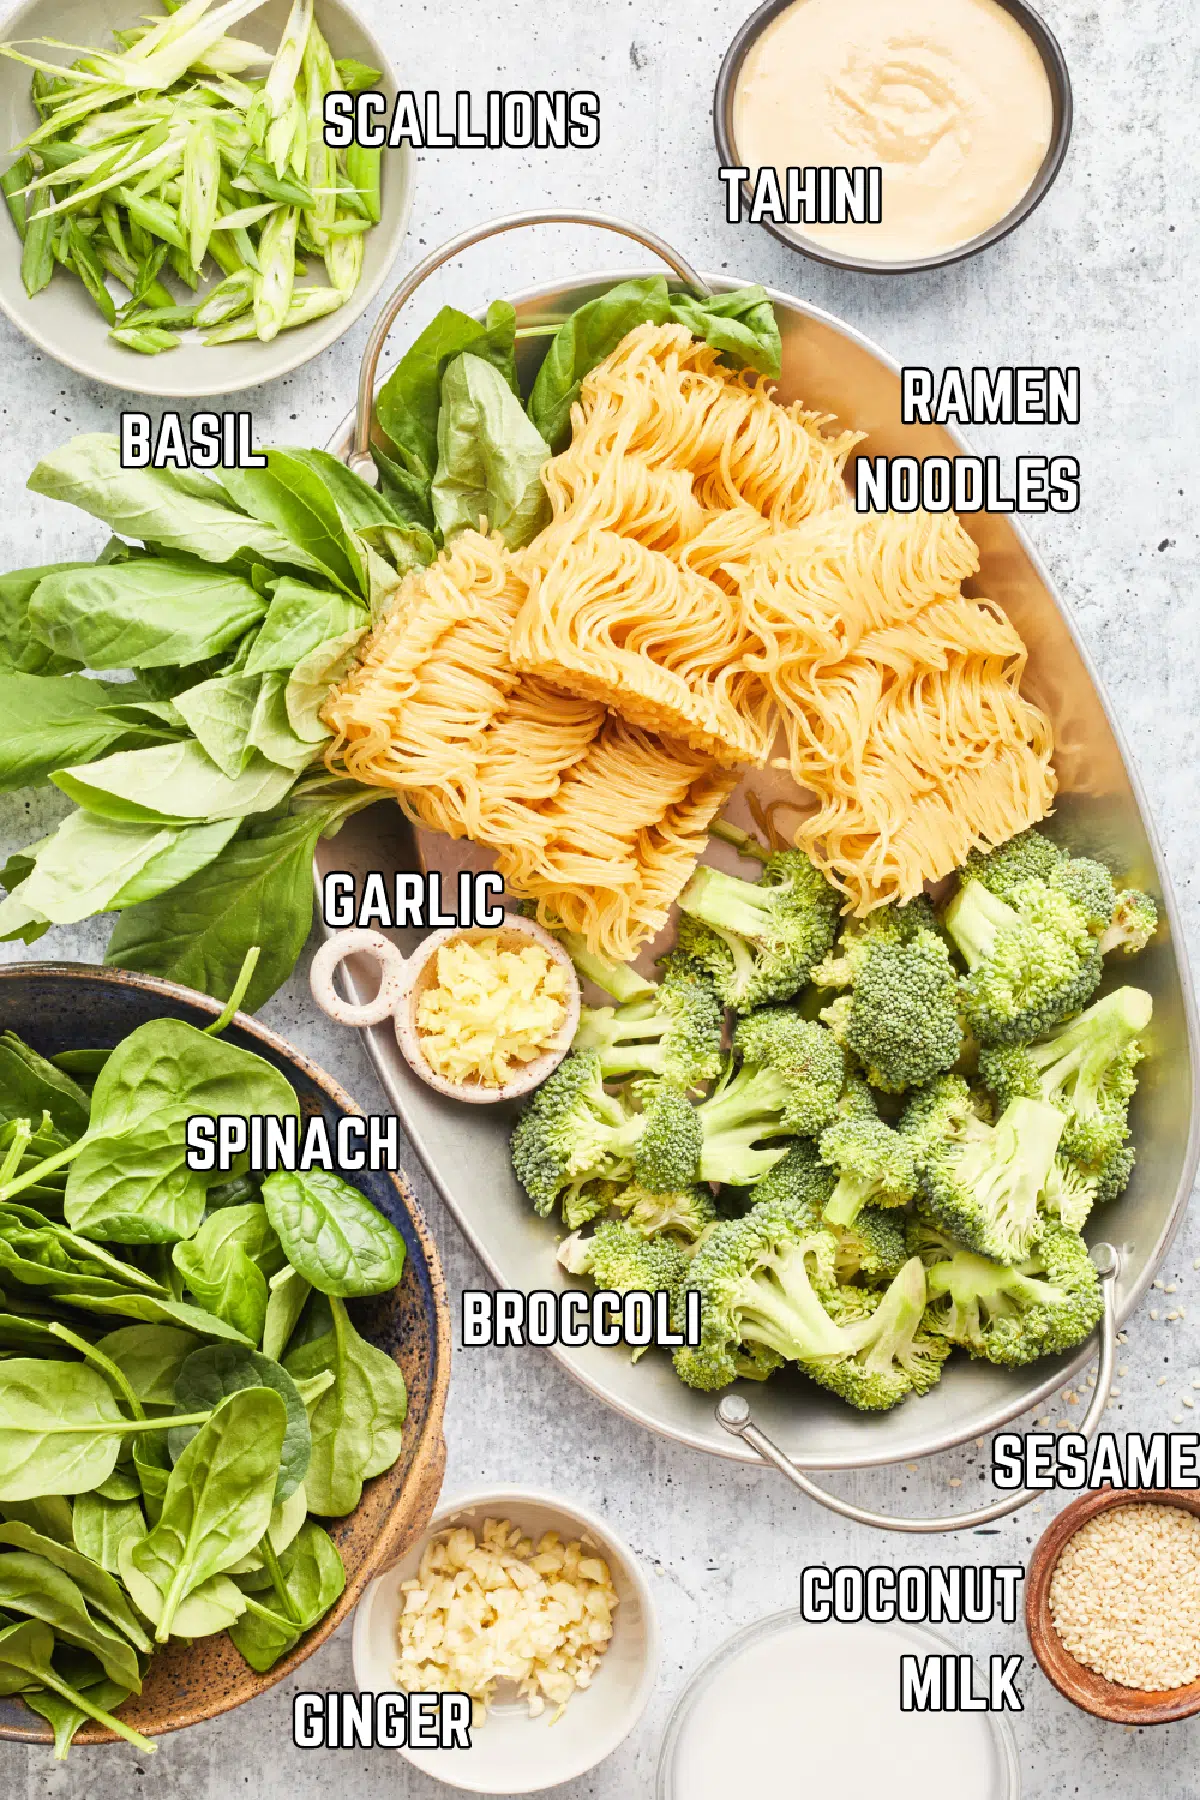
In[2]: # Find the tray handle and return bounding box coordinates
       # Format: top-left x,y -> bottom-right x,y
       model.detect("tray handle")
715,1243 -> 1120,1534
349,207 -> 711,480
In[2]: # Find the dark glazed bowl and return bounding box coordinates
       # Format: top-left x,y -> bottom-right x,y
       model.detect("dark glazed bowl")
0,962 -> 451,1749
713,0 -> 1074,274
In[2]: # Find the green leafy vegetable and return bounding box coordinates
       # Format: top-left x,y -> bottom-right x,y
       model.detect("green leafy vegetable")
0,1620 -> 153,1753
431,353 -> 551,550
170,1343 -> 310,1501
27,559 -> 267,671
261,1168 -> 406,1297
283,1297 -> 406,1516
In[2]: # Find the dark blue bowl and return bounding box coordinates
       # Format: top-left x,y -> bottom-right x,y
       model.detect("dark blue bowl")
0,961 -> 450,1748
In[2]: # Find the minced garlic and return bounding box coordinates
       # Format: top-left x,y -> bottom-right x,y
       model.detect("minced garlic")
394,1519 -> 618,1723
415,937 -> 568,1087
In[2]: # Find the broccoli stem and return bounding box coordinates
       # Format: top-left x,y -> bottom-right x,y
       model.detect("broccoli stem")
1027,987 -> 1152,1113
682,866 -> 781,943
824,1171 -> 875,1229
709,819 -> 769,864
560,932 -> 656,1002
735,1245 -> 851,1361
847,1258 -> 926,1373
943,880 -> 1017,971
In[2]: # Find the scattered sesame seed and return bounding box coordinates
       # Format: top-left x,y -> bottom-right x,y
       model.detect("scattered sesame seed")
1119,1366 -> 1129,1378
1109,1388 -> 1121,1399
1151,1310 -> 1160,1320
1167,1284 -> 1178,1294
1174,1415 -> 1184,1424
948,1477 -> 962,1488
905,1463 -> 918,1474
1159,1376 -> 1170,1387
1185,1398 -> 1195,1410
1168,1312 -> 1182,1322
1154,1279 -> 1165,1290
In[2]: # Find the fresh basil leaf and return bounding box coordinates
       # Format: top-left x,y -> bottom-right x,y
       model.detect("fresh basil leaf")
104,799 -> 343,1009
126,1386 -> 286,1640
27,560 -> 267,672
248,672 -> 319,773
52,741 -> 298,826
370,441 -> 436,534
526,276 -> 673,449
374,300 -> 518,487
3,813 -> 179,926
221,452 -> 366,599
170,1343 -> 309,1502
243,578 -> 366,676
284,628 -> 365,743
173,673 -> 261,778
261,1169 -> 406,1297
108,816 -> 241,909
0,565 -> 86,677
0,672 -> 160,794
27,436 -> 330,575
63,1018 -> 299,1243
668,285 -> 782,378
283,1298 -> 406,1517
431,353 -> 551,550
274,448 -> 436,575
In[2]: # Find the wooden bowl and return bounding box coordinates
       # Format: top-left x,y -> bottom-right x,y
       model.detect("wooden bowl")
1026,1488 -> 1200,1724
0,962 -> 451,1748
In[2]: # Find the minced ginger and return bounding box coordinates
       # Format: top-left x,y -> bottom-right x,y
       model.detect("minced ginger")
394,1519 -> 618,1723
415,937 -> 568,1087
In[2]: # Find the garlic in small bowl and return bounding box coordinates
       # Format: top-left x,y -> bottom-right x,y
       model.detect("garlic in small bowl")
351,1487 -> 658,1793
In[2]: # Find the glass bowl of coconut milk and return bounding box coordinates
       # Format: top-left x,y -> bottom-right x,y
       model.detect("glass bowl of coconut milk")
656,1613 -> 1020,1799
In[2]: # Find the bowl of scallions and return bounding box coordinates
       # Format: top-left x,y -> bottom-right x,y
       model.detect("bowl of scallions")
0,0 -> 410,396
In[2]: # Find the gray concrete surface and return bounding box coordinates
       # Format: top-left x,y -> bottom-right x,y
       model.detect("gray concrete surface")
0,0 -> 1197,1792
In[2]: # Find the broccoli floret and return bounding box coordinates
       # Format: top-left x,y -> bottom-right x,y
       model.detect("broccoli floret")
558,1218 -> 689,1295
962,828 -> 1063,899
611,1180 -> 717,1244
978,986 -> 1151,1167
943,877 -> 1102,1045
1049,857 -> 1116,933
747,1138 -> 903,1282
920,1096 -> 1065,1263
511,1052 -> 646,1216
817,1112 -> 917,1227
808,1258 -> 950,1411
675,849 -> 839,1009
811,896 -> 940,988
573,954 -> 723,1090
1089,1139 -> 1136,1206
898,1074 -> 978,1172
562,1178 -> 623,1230
1040,1154 -> 1097,1233
921,1224 -> 1102,1366
673,1193 -> 850,1390
819,928 -> 963,1093
1100,889 -> 1158,958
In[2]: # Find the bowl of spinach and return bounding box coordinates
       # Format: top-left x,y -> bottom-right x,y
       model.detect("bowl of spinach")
0,958 -> 450,1755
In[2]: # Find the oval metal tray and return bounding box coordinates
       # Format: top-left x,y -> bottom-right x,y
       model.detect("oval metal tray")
319,245 -> 1200,1469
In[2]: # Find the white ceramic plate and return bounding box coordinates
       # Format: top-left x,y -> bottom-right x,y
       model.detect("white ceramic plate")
351,1487 -> 659,1794
0,0 -> 412,395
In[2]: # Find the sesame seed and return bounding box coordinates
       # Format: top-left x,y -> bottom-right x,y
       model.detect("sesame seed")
1168,1312 -> 1182,1322
1159,1376 -> 1169,1387
1049,1505 -> 1200,1691
1174,1414 -> 1184,1424
1151,1310 -> 1160,1320
1185,1398 -> 1195,1410
1167,1284 -> 1178,1294
1119,1367 -> 1129,1378
1154,1279 -> 1165,1290
948,1477 -> 962,1488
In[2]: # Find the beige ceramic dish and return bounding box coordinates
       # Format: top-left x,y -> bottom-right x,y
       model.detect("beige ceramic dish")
310,916 -> 581,1104
0,0 -> 412,396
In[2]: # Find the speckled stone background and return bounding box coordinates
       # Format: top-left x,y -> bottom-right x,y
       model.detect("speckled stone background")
0,0 -> 1196,1792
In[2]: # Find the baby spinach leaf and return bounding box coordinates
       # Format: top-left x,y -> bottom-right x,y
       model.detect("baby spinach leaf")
126,1386 -> 287,1640
63,1019 -> 298,1243
221,453 -> 366,600
0,564 -> 86,677
0,1524 -> 152,1653
0,1551 -> 141,1688
229,1519 -> 344,1672
93,1469 -> 142,1502
432,353 -> 552,550
27,560 -> 267,672
261,1265 -> 310,1361
261,1169 -> 407,1298
22,1670 -> 134,1760
374,300 -> 518,487
283,1298 -> 406,1516
0,1036 -> 90,1138
118,1542 -> 246,1640
52,741 -> 297,827
668,284 -> 782,378
0,1495 -> 75,1545
243,578 -> 367,676
172,1203 -> 283,1344
63,1291 -> 253,1341
0,672 -> 160,794
170,1344 -> 310,1501
108,817 -> 241,909
131,1431 -> 171,1526
27,434 -> 326,576
0,1619 -> 154,1753
72,1492 -> 146,1575
526,276 -> 672,449
94,1325 -> 202,1407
